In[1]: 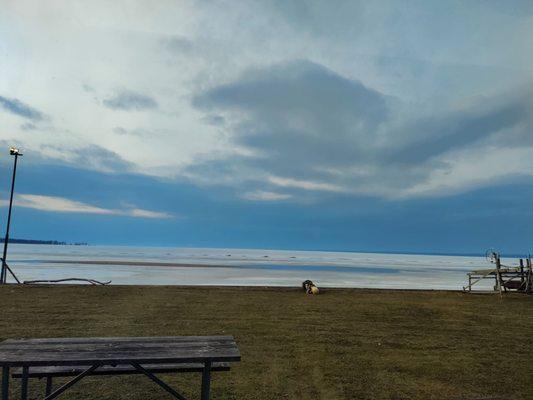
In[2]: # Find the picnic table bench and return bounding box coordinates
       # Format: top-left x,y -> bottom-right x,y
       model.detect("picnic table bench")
0,336 -> 240,400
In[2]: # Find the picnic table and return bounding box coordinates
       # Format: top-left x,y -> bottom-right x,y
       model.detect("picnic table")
0,336 -> 240,400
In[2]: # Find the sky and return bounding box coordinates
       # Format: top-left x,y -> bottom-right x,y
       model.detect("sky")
1,0 -> 533,254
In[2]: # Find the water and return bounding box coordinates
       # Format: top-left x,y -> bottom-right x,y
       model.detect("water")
2,244 -> 502,290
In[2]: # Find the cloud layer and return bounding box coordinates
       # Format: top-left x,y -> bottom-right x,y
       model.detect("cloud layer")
1,0 -> 532,204
0,96 -> 44,121
191,60 -> 533,199
0,194 -> 172,219
103,90 -> 158,111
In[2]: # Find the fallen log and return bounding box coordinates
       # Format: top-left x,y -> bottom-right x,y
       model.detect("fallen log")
23,278 -> 111,285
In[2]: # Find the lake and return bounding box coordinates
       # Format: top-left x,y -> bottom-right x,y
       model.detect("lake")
2,244 -> 502,290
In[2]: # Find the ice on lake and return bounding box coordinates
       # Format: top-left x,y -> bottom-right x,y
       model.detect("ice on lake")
3,244 -> 504,290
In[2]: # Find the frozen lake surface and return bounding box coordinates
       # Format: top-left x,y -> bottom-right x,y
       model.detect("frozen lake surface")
3,244 -> 503,290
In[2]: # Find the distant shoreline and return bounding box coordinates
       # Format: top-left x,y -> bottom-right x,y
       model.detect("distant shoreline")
2,239 -> 87,245
10,242 -> 530,258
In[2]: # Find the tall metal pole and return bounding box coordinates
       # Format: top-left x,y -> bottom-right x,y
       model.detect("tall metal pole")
1,152 -> 19,284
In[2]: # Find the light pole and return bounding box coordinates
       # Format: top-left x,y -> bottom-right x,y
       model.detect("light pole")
0,147 -> 22,284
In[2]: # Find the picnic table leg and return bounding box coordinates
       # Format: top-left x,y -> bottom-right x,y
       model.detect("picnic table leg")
200,361 -> 211,400
45,377 -> 53,396
1,367 -> 9,400
20,367 -> 28,400
130,363 -> 188,400
44,364 -> 99,400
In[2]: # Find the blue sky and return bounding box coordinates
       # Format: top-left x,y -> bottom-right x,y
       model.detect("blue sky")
1,1 -> 533,254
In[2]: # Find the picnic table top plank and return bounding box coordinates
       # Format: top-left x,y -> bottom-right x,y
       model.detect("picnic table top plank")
3,336 -> 235,344
0,336 -> 241,367
0,339 -> 237,350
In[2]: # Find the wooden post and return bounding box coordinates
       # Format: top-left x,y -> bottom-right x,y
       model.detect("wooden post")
526,256 -> 533,293
524,256 -> 530,293
495,255 -> 503,298
519,259 -> 525,290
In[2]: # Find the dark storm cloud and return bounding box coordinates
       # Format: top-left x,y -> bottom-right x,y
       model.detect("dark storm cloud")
191,59 -> 533,197
103,90 -> 158,111
389,91 -> 533,165
0,96 -> 44,121
194,60 -> 392,176
195,60 -> 389,127
192,60 -> 408,190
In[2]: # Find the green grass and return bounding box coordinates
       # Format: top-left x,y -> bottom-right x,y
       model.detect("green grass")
0,285 -> 532,399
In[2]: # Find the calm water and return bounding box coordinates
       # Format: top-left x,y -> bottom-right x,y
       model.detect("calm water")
2,244 -> 500,290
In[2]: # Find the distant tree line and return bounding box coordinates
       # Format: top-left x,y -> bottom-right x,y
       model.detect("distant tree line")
0,238 -> 88,245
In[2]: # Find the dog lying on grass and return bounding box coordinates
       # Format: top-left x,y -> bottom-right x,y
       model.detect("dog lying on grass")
302,280 -> 320,295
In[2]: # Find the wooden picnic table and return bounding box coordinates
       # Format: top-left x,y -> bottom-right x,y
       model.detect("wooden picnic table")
0,336 -> 240,400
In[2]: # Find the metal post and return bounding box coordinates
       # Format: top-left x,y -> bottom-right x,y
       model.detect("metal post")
2,367 -> 9,400
45,377 -> 53,397
130,362 -> 188,400
20,366 -> 28,400
1,152 -> 19,284
201,361 -> 212,400
43,364 -> 99,400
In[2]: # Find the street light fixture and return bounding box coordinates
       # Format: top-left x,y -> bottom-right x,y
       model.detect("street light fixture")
0,147 -> 23,284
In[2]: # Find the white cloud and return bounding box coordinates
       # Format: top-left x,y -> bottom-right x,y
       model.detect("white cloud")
126,208 -> 173,219
242,190 -> 292,201
0,194 -> 172,219
267,175 -> 345,193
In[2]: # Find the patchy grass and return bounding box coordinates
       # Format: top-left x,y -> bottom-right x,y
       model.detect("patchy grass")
0,285 -> 532,399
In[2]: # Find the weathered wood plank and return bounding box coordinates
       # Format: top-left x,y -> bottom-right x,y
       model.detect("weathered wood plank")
0,339 -> 237,351
0,344 -> 238,357
0,336 -> 241,367
0,337 -> 236,350
3,336 -> 234,345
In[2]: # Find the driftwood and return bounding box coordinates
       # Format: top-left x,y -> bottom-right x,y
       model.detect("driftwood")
23,278 -> 111,285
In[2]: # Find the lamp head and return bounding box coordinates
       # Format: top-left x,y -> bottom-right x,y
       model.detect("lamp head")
9,147 -> 22,156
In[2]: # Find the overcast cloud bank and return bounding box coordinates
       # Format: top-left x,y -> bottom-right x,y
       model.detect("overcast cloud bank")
2,1 -> 531,204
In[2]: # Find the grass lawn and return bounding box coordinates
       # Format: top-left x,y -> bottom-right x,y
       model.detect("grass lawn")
0,285 -> 532,399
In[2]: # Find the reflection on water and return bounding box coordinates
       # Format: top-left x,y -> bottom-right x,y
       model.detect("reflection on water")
3,244 -> 495,290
